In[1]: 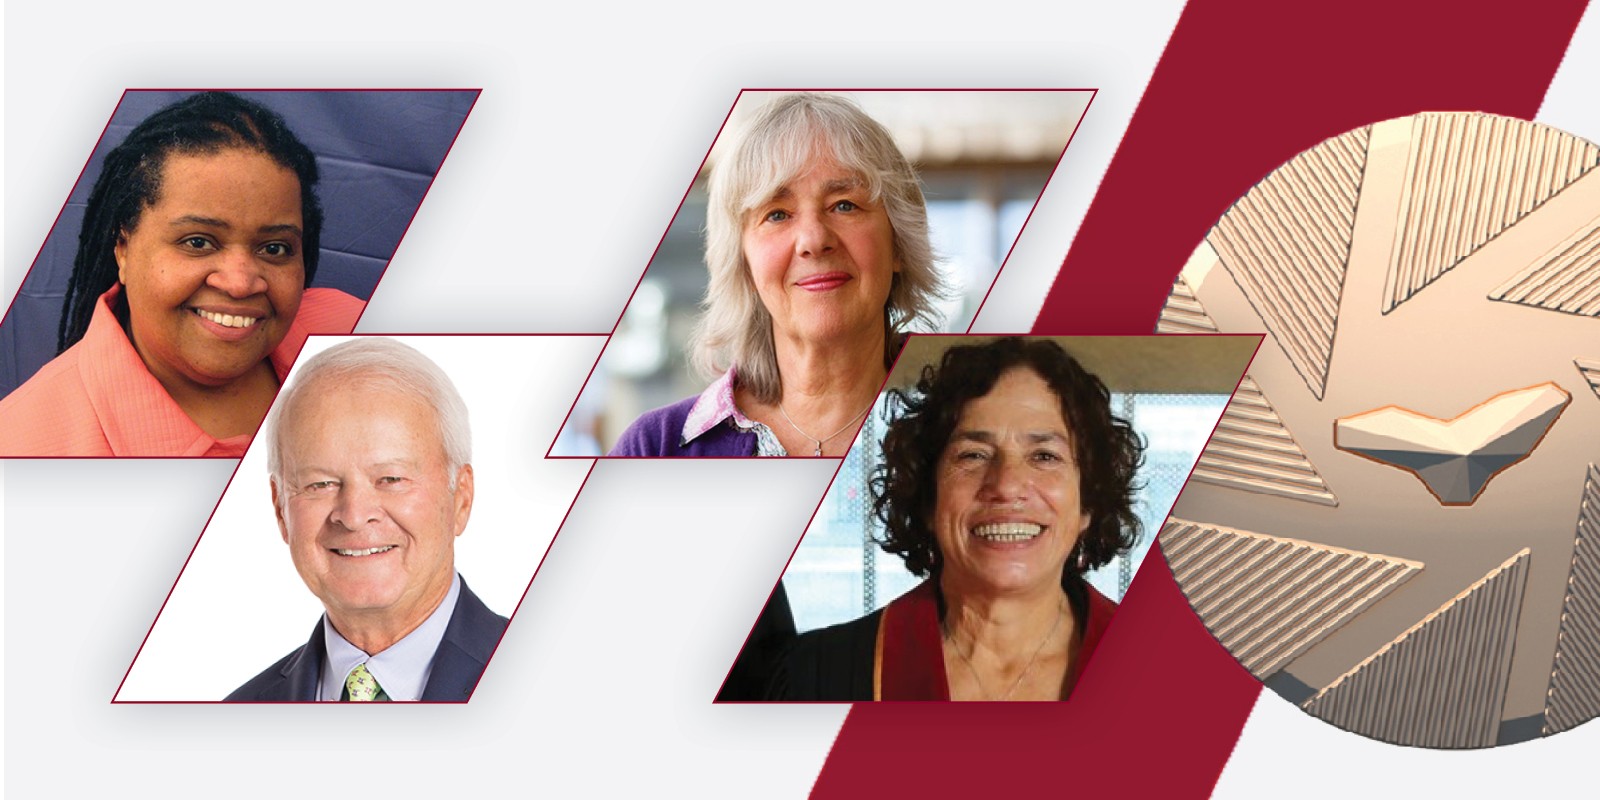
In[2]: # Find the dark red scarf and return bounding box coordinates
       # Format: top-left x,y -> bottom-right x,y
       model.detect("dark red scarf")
875,579 -> 1117,701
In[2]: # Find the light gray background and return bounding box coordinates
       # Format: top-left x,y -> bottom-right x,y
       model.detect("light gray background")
5,1 -> 1597,797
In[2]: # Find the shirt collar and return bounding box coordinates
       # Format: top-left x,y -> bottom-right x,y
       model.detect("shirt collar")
318,573 -> 462,701
680,367 -> 759,444
681,367 -> 788,456
79,284 -> 303,457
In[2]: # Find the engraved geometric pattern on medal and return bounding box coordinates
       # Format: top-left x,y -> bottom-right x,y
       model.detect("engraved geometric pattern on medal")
1545,464 -> 1600,735
1161,518 -> 1421,678
1491,218 -> 1600,316
1159,112 -> 1600,747
1189,376 -> 1337,507
1387,112 -> 1600,314
1579,358 -> 1600,400
1303,550 -> 1531,749
1333,382 -> 1570,506
1156,275 -> 1220,334
1207,125 -> 1368,400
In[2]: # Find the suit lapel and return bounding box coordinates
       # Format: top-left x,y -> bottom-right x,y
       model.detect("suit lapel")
277,620 -> 327,701
420,580 -> 508,701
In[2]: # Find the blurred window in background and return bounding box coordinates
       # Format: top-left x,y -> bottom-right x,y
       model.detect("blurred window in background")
785,391 -> 1231,633
554,91 -> 1092,456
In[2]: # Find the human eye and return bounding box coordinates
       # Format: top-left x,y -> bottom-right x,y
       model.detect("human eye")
302,479 -> 339,494
1030,449 -> 1067,466
376,475 -> 411,490
763,208 -> 791,223
259,241 -> 296,259
178,235 -> 218,252
833,199 -> 859,212
949,447 -> 992,467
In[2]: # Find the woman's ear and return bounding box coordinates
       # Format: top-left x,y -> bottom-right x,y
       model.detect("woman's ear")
113,234 -> 129,285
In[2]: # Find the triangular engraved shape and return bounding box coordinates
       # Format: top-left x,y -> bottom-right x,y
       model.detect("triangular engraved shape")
1545,464 -> 1600,735
1489,220 -> 1600,317
1576,358 -> 1600,401
1190,376 -> 1338,506
1304,549 -> 1532,749
1208,125 -> 1369,400
1156,275 -> 1219,333
1162,518 -> 1422,677
1386,113 -> 1600,314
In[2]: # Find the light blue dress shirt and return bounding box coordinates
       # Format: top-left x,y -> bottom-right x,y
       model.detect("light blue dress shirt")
317,573 -> 462,701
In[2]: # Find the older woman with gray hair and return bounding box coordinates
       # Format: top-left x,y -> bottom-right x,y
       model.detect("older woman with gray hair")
610,93 -> 944,457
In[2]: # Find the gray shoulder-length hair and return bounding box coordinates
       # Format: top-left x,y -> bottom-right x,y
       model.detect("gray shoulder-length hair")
267,337 -> 472,497
690,93 -> 945,404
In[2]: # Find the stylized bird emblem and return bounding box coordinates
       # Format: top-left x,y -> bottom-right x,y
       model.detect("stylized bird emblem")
1333,382 -> 1570,505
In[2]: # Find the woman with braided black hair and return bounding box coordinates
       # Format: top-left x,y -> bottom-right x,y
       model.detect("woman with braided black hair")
0,92 -> 363,456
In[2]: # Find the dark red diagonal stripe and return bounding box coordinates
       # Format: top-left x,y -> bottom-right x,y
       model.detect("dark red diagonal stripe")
812,1 -> 1586,796
1037,0 -> 1586,336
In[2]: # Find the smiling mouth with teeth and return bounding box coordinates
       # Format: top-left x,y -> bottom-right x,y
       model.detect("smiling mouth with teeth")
193,308 -> 262,329
333,546 -> 397,557
972,522 -> 1045,543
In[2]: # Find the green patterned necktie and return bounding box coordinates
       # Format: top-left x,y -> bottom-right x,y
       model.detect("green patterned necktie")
342,663 -> 391,702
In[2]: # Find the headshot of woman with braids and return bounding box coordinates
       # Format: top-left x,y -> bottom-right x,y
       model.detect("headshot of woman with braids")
0,92 -> 364,456
608,93 -> 944,457
770,337 -> 1144,700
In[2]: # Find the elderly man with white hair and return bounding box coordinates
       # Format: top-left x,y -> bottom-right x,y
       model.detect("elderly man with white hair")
227,337 -> 506,702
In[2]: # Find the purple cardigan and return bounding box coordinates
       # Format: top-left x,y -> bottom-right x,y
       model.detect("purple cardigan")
608,395 -> 758,457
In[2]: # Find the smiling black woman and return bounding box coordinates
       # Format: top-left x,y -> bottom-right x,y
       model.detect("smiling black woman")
0,92 -> 363,457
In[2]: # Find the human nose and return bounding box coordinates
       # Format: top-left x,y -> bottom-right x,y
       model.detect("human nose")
205,248 -> 271,298
329,482 -> 383,530
979,452 -> 1029,504
794,212 -> 838,258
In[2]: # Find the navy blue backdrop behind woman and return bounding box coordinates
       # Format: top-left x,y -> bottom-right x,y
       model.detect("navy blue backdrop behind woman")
0,89 -> 478,398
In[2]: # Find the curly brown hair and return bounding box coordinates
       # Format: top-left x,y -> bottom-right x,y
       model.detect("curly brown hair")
872,337 -> 1144,579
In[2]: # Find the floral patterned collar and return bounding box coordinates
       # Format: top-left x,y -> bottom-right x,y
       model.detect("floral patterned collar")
681,367 -> 786,456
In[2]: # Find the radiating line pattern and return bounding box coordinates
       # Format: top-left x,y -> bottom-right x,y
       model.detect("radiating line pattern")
1386,113 -> 1600,314
1489,220 -> 1600,316
1162,519 -> 1422,678
1578,358 -> 1600,400
1208,126 -> 1368,400
1190,376 -> 1337,505
1545,465 -> 1600,735
1304,549 -> 1532,749
1155,275 -> 1219,333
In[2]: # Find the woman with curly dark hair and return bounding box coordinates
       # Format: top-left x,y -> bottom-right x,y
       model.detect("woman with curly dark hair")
773,336 -> 1144,700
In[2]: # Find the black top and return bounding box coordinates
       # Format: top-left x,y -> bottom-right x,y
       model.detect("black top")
717,582 -> 798,700
770,607 -> 882,701
769,573 -> 1096,701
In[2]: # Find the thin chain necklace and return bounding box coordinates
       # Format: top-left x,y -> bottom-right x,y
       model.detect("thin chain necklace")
776,400 -> 872,456
943,597 -> 1066,701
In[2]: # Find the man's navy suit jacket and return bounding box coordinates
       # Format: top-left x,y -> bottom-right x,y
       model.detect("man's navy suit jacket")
225,579 -> 507,702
